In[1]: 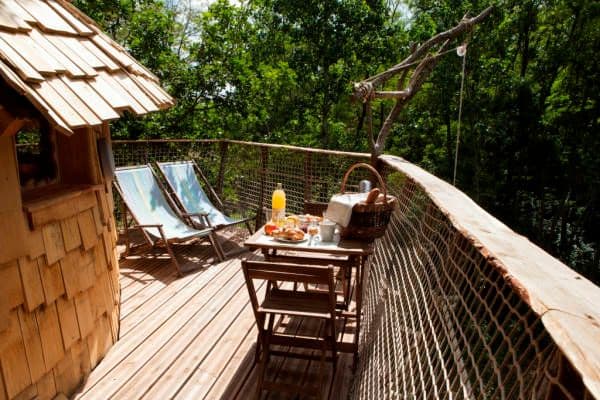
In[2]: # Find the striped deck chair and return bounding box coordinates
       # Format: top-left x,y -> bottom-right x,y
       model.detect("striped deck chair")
114,165 -> 224,276
156,161 -> 254,255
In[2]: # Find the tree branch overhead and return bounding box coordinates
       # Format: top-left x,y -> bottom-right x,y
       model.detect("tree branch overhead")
353,6 -> 492,161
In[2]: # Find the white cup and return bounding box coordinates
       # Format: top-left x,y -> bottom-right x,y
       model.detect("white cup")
319,220 -> 336,242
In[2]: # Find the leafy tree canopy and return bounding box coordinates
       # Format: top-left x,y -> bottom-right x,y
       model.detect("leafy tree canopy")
73,0 -> 600,283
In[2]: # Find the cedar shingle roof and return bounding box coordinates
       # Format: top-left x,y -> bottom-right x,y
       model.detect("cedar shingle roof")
0,0 -> 174,134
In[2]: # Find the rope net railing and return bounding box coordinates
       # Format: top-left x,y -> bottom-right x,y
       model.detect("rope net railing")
355,160 -> 596,400
112,139 -> 372,227
111,139 -> 598,399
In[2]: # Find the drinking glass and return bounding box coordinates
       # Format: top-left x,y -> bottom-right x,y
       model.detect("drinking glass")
307,220 -> 319,245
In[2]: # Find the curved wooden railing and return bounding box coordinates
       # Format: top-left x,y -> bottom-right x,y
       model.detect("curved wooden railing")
112,139 -> 600,399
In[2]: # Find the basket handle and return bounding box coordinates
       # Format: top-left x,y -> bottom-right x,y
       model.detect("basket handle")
340,163 -> 388,201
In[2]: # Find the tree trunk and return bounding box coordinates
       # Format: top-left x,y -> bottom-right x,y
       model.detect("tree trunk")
445,109 -> 453,178
519,2 -> 535,78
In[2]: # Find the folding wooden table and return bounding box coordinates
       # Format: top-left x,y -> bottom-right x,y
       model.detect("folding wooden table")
244,226 -> 374,366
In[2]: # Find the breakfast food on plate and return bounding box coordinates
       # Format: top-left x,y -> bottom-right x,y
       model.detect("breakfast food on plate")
302,214 -> 322,222
265,214 -> 321,236
264,221 -> 278,235
286,215 -> 300,226
272,226 -> 305,241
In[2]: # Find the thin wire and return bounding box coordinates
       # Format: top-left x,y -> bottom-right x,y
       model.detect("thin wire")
453,49 -> 467,186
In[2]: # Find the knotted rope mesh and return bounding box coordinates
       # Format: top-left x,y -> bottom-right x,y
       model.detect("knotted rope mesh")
111,140 -> 593,399
354,167 -> 593,399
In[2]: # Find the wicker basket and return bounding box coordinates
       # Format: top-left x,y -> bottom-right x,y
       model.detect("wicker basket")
338,163 -> 397,240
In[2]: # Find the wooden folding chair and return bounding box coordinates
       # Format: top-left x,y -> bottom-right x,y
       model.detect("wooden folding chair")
156,160 -> 254,258
114,165 -> 224,276
241,259 -> 338,400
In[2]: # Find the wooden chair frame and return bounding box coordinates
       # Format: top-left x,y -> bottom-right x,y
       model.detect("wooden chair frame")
242,259 -> 338,400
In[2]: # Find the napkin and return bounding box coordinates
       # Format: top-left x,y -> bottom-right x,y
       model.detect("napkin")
324,193 -> 368,228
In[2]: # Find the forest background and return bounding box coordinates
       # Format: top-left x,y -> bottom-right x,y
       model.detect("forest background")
73,0 -> 599,284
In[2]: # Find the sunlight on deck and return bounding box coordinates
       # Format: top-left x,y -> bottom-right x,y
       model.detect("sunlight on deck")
73,233 -> 355,400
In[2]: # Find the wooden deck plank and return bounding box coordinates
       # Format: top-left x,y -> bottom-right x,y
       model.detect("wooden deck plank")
118,244 -> 217,314
86,262 -> 238,384
118,257 -> 165,291
74,243 -> 354,400
138,278 -> 265,399
118,260 -> 175,312
268,317 -> 328,400
229,313 -> 306,400
119,259 -> 232,336
74,260 -> 244,398
200,327 -> 257,400
106,270 -> 252,399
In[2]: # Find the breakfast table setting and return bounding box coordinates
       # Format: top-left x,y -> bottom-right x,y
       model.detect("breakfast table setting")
244,163 -> 399,367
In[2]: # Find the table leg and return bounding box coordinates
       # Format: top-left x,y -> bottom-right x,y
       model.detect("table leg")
343,263 -> 352,309
353,255 -> 367,369
261,248 -> 278,258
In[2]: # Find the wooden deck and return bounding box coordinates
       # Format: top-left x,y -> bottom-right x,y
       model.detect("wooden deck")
73,233 -> 355,400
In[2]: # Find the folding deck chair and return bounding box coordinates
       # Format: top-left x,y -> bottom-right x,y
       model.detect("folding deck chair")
156,160 -> 254,256
114,165 -> 224,276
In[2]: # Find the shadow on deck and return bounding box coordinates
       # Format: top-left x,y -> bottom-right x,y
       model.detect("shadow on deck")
73,231 -> 355,400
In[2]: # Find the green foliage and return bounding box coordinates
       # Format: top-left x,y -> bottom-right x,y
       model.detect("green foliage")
74,0 -> 599,283
392,0 -> 600,282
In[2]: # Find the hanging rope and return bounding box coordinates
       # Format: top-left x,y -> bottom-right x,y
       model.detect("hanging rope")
453,43 -> 467,186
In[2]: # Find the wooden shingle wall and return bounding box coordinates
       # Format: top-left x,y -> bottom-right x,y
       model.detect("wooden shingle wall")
0,128 -> 120,400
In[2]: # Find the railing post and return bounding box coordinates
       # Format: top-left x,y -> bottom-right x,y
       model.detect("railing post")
216,140 -> 229,198
144,140 -> 150,164
256,146 -> 269,227
304,152 -> 313,203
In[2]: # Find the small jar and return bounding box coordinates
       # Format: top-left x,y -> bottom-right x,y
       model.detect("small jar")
359,180 -> 372,193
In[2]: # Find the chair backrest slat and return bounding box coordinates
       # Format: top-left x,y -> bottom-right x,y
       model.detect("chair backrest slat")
241,259 -> 336,317
243,260 -> 331,284
245,270 -> 329,286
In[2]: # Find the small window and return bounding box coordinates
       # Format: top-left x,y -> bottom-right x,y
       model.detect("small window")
15,120 -> 58,189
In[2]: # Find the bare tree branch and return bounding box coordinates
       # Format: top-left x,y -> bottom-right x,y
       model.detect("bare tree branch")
352,6 -> 492,161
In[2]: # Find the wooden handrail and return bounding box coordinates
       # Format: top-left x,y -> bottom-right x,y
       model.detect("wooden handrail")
112,138 -> 371,159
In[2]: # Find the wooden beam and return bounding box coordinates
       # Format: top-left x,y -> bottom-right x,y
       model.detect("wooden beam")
0,135 -> 29,264
372,90 -> 411,100
0,118 -> 26,137
0,108 -> 27,137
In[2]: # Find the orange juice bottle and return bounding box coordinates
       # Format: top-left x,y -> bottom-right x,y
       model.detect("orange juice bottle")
272,183 -> 286,226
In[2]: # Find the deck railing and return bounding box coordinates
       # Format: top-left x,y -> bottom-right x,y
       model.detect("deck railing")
112,139 -> 600,399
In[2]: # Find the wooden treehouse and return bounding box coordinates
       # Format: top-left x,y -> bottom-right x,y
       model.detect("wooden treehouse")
0,1 -> 172,398
1,3 -> 600,400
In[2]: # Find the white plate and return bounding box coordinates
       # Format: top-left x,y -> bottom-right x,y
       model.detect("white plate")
272,235 -> 308,243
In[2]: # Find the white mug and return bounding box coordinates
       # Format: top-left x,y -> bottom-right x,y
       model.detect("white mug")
319,220 -> 336,242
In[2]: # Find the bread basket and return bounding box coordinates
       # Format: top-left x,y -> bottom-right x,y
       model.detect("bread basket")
338,163 -> 397,240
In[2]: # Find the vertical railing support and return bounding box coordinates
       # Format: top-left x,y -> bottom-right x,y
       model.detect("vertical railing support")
216,140 -> 229,198
304,152 -> 313,203
256,146 -> 269,227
